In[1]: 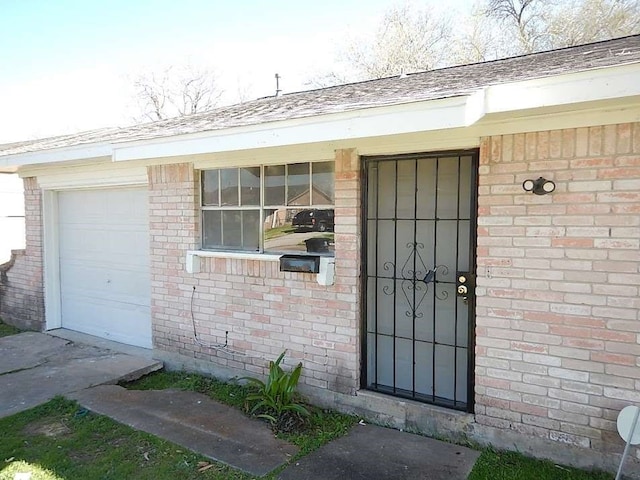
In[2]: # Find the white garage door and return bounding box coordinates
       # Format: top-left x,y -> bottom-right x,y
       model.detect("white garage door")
58,187 -> 152,348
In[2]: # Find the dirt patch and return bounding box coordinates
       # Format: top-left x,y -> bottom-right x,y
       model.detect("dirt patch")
68,449 -> 98,464
24,420 -> 72,438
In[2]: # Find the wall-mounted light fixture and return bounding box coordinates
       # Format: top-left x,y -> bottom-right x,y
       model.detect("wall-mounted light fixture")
523,177 -> 555,195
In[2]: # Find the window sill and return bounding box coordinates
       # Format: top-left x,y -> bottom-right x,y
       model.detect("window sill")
185,250 -> 336,285
186,250 -> 282,266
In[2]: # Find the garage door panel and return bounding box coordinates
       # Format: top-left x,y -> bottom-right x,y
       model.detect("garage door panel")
60,264 -> 151,306
59,192 -> 108,223
61,295 -> 152,347
107,192 -> 148,220
60,227 -> 149,257
58,187 -> 152,348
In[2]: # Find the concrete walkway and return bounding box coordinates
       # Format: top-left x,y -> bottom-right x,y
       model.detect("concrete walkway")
0,331 -> 162,418
70,385 -> 299,477
69,385 -> 478,479
1,331 -> 480,478
278,424 -> 480,480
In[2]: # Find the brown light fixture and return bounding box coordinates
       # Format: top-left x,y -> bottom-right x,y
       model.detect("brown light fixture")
523,177 -> 555,195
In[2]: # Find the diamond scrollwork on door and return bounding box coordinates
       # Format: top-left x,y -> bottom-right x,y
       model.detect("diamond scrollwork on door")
381,242 -> 448,318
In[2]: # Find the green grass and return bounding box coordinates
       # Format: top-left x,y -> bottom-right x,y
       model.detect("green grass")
1,370 -> 614,479
0,319 -> 21,337
468,447 -> 612,480
0,397 -> 253,480
263,225 -> 294,241
122,370 -> 249,409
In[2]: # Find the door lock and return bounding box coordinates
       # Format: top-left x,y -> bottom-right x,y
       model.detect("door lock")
456,272 -> 475,304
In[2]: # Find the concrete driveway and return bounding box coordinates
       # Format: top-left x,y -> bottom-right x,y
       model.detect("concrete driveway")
0,331 -> 161,418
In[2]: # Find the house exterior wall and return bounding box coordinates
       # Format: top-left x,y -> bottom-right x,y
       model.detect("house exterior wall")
147,151 -> 361,395
0,177 -> 44,330
0,173 -> 26,264
474,122 -> 640,467
3,121 -> 639,475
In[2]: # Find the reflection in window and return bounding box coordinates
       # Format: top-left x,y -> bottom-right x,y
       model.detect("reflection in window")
312,162 -> 334,205
220,169 -> 239,206
202,162 -> 334,254
240,167 -> 260,206
287,163 -> 310,205
265,165 -> 285,206
263,208 -> 334,254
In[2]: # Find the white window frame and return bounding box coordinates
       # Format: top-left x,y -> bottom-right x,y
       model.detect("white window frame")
200,161 -> 335,254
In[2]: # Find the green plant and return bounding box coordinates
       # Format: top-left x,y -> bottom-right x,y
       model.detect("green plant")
242,351 -> 310,431
0,319 -> 21,337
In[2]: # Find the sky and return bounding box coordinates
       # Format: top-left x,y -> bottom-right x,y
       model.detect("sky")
0,0 -> 472,143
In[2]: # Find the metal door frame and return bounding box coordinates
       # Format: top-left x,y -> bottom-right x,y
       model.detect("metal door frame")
360,149 -> 479,413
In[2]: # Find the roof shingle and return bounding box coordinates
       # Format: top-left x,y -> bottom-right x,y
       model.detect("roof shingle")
2,34 -> 640,158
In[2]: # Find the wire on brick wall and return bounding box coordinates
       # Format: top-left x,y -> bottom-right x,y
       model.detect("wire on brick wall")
190,286 -> 249,357
189,286 -> 329,366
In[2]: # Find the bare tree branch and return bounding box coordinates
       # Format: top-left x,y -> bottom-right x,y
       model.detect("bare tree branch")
451,9 -> 507,64
547,0 -> 640,47
339,3 -> 453,80
482,0 -> 556,53
132,65 -> 223,122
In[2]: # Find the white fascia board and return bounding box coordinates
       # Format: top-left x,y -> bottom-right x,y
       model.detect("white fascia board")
0,144 -> 113,170
112,96 -> 472,162
483,63 -> 640,115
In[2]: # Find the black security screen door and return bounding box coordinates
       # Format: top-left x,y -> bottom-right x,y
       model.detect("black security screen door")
363,151 -> 478,412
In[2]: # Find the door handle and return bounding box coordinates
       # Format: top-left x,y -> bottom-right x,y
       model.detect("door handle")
456,272 -> 475,304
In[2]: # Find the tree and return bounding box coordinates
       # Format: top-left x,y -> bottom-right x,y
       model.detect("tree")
450,9 -> 507,64
481,0 -> 640,54
481,0 -> 555,54
319,0 -> 640,86
339,3 -> 453,80
132,65 -> 223,122
546,0 -> 640,47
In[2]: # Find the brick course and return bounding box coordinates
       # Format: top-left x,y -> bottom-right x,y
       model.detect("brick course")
0,177 -> 44,330
476,122 -> 640,459
148,150 -> 361,394
3,125 -> 638,472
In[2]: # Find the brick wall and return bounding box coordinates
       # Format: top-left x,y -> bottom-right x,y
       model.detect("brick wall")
0,177 -> 45,330
475,123 -> 640,460
148,149 -> 361,394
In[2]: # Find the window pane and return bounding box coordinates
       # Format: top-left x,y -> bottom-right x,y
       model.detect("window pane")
265,165 -> 285,205
202,210 -> 222,248
243,210 -> 260,251
222,210 -> 242,247
240,167 -> 260,206
220,168 -> 239,206
264,207 -> 334,254
287,163 -> 310,205
312,161 -> 334,205
201,170 -> 219,206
